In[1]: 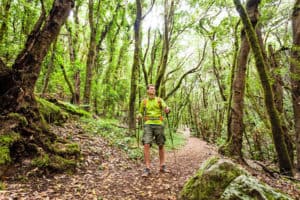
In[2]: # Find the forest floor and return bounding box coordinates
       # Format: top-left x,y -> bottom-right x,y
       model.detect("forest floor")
1,120 -> 300,199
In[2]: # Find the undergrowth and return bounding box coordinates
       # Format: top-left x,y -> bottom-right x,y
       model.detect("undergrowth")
80,117 -> 186,160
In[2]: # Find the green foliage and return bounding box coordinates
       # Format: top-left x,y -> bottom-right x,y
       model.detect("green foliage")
81,117 -> 143,159
1,0 -> 297,167
81,117 -> 186,160
164,129 -> 186,150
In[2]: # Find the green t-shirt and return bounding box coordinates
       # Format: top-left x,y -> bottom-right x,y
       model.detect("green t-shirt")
138,97 -> 168,125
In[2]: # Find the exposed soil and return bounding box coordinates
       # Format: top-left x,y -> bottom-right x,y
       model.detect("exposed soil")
0,122 -> 299,199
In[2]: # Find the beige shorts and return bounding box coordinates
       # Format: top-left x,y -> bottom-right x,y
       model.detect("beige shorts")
142,124 -> 165,146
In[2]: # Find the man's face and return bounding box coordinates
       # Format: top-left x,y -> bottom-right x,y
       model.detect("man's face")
147,86 -> 156,96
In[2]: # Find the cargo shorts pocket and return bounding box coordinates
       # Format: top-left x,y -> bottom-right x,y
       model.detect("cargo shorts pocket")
142,125 -> 153,145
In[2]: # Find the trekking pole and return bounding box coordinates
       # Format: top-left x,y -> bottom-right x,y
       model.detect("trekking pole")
166,113 -> 178,173
136,119 -> 140,148
166,114 -> 175,150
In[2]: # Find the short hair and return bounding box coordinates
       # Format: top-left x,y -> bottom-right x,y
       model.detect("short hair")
147,84 -> 155,90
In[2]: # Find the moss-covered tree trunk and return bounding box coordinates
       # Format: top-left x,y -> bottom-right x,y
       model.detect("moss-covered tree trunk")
128,0 -> 142,132
220,0 -> 254,159
291,0 -> 300,171
41,39 -> 57,96
269,45 -> 294,165
66,3 -> 81,105
233,0 -> 293,176
0,0 -> 77,176
83,0 -> 100,110
0,0 -> 11,43
226,21 -> 240,143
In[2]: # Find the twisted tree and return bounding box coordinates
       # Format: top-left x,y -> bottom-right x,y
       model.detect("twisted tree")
0,0 -> 78,176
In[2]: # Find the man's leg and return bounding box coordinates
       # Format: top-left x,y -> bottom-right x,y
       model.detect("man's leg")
142,125 -> 153,177
144,144 -> 151,169
159,145 -> 165,168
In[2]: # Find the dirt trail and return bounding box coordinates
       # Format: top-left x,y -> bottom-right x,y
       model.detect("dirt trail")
0,123 -> 217,200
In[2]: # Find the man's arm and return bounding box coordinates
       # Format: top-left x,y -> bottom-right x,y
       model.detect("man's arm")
161,99 -> 170,114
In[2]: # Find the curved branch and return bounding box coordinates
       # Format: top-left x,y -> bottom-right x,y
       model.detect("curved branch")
165,41 -> 207,100
142,0 -> 156,20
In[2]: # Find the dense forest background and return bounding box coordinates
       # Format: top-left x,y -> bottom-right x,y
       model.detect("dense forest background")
1,0 -> 300,179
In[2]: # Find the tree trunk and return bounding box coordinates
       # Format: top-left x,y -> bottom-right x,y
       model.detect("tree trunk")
0,0 -> 11,42
42,39 -> 58,96
83,0 -> 99,110
220,1 -> 253,159
73,70 -> 80,104
60,64 -> 75,101
226,21 -> 240,142
155,0 -> 174,94
0,0 -> 76,175
148,31 -> 160,83
66,11 -> 80,105
269,45 -> 294,165
291,0 -> 300,171
211,37 -> 227,102
233,0 -> 293,176
128,0 -> 142,132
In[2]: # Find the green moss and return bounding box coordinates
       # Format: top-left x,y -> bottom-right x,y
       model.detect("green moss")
180,156 -> 220,200
0,132 -> 20,165
0,146 -> 11,164
65,143 -> 80,154
180,157 -> 247,200
36,98 -> 69,124
32,154 -> 76,172
49,155 -> 77,172
51,142 -> 81,156
7,113 -> 28,126
32,154 -> 50,168
56,100 -> 91,118
0,181 -> 5,190
0,132 -> 20,145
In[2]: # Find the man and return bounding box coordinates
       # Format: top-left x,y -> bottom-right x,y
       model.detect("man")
137,84 -> 170,177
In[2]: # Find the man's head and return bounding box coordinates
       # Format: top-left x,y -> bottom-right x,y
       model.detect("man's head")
147,84 -> 156,97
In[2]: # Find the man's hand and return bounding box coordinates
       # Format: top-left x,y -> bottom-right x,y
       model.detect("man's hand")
136,114 -> 142,122
164,107 -> 170,114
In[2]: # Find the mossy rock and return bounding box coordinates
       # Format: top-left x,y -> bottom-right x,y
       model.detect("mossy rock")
179,156 -> 248,200
36,98 -> 69,125
32,154 -> 77,172
51,142 -> 81,157
221,175 -> 292,200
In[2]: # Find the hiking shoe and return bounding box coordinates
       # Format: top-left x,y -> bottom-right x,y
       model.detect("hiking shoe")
160,165 -> 169,173
142,168 -> 150,177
